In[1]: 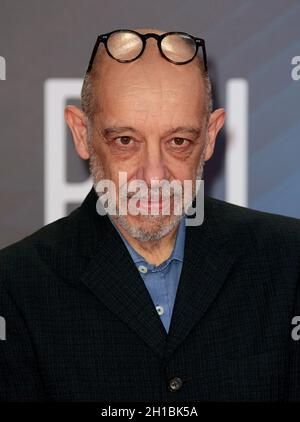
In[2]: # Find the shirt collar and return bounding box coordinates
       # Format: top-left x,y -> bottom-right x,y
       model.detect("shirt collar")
108,214 -> 186,266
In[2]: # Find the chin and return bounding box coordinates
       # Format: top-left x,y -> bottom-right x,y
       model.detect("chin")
127,212 -> 183,237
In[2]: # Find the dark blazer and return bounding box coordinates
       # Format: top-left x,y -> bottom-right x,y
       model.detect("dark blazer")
0,186 -> 300,401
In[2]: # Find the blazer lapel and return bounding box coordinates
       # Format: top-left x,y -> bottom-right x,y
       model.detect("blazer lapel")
164,196 -> 240,360
79,188 -> 167,359
77,188 -> 240,361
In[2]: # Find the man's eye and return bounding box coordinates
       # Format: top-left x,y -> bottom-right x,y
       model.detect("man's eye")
114,136 -> 134,146
170,137 -> 190,146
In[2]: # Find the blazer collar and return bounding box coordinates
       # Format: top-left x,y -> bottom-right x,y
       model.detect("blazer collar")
107,212 -> 186,266
77,187 -> 240,360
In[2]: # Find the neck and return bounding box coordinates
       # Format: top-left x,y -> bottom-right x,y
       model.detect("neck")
113,220 -> 179,266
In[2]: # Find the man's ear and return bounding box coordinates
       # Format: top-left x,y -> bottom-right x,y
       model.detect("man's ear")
204,108 -> 225,161
64,105 -> 90,160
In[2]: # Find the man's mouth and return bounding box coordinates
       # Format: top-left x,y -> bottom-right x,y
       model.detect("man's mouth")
136,196 -> 172,211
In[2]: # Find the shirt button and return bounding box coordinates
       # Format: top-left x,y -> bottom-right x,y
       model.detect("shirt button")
168,377 -> 183,392
138,265 -> 148,274
156,305 -> 164,316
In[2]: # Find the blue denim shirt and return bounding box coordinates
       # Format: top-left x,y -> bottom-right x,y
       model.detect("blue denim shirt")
109,215 -> 186,333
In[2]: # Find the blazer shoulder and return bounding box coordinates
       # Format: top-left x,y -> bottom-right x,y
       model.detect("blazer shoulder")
0,206 -> 82,286
205,195 -> 300,252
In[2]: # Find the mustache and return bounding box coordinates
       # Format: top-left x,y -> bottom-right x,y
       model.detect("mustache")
119,185 -> 188,201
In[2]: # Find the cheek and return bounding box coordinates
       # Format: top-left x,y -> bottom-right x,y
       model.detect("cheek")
107,163 -> 139,188
169,154 -> 201,180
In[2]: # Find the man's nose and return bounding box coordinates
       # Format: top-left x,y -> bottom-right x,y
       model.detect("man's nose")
136,145 -> 168,186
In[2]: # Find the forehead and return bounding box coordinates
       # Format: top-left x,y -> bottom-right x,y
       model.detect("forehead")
95,56 -> 205,125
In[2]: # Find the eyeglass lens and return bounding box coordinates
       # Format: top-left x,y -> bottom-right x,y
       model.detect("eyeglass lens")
107,32 -> 143,61
161,33 -> 197,62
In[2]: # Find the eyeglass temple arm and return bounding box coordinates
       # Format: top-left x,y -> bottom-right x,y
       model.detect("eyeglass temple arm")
86,34 -> 109,73
202,43 -> 208,72
195,38 -> 208,72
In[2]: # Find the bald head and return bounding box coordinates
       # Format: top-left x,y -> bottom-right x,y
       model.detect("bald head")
81,27 -> 212,132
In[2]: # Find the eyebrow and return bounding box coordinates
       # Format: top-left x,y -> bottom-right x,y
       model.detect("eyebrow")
102,126 -> 202,138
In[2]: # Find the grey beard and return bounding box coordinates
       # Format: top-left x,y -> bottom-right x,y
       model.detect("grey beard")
88,143 -> 206,242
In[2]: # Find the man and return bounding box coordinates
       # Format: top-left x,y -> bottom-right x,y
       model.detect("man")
0,27 -> 300,401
